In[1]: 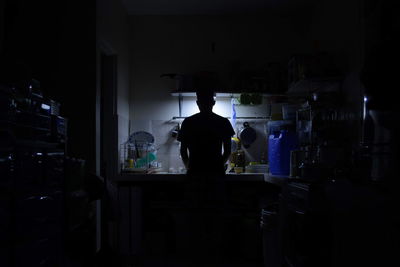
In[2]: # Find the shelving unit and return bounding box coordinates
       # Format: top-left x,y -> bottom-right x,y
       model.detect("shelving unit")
0,136 -> 66,267
0,82 -> 67,267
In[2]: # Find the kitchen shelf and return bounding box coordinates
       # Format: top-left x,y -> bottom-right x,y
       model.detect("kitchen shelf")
170,91 -> 285,98
171,116 -> 270,120
171,92 -> 241,97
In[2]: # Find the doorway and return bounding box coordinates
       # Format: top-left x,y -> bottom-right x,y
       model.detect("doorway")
97,51 -> 118,261
100,53 -> 117,179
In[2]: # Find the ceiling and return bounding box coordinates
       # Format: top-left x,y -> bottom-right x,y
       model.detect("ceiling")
122,0 -> 316,15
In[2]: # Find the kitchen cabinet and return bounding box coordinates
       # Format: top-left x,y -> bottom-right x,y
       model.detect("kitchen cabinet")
277,177 -> 400,267
279,180 -> 332,267
115,173 -> 283,265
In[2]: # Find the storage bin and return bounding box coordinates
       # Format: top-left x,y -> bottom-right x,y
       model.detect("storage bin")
268,130 -> 298,176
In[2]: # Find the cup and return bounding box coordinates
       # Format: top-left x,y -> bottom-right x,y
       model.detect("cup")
234,166 -> 244,174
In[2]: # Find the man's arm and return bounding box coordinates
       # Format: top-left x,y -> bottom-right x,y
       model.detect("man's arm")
222,136 -> 231,165
180,141 -> 189,169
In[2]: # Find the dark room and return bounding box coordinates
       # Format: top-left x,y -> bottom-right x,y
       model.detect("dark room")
1,0 -> 399,266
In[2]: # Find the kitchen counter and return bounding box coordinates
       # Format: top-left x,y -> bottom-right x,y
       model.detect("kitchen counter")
117,172 -> 289,187
115,172 -> 286,257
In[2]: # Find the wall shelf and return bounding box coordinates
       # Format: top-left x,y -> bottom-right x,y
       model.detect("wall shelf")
171,116 -> 270,120
170,91 -> 240,98
170,91 -> 286,98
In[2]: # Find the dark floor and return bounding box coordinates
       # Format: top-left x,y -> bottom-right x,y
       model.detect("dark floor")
62,238 -> 265,267
125,260 -> 262,267
63,254 -> 263,267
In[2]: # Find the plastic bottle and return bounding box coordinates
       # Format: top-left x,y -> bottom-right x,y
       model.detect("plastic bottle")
236,149 -> 245,170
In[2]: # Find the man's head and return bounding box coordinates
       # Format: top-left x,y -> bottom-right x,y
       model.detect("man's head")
196,89 -> 215,113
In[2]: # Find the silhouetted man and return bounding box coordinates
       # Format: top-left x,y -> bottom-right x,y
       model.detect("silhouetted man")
177,89 -> 235,264
178,89 -> 234,175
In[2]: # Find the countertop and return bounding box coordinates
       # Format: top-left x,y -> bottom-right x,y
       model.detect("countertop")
117,172 -> 289,187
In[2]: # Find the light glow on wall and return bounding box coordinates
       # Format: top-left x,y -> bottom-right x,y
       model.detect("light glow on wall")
213,99 -> 232,117
180,96 -> 270,118
182,97 -> 199,117
182,97 -> 232,117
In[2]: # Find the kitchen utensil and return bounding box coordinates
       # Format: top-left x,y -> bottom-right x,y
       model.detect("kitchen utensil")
290,150 -> 302,177
231,137 -> 240,152
239,122 -> 257,148
171,124 -> 180,138
135,152 -> 156,168
247,164 -> 268,173
234,166 -> 244,174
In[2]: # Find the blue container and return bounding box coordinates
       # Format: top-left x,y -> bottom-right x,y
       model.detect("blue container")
268,130 -> 298,176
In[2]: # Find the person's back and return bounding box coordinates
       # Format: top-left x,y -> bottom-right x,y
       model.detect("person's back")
178,111 -> 233,175
178,89 -> 234,175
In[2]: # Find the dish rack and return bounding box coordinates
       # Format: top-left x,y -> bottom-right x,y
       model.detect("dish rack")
120,141 -> 158,173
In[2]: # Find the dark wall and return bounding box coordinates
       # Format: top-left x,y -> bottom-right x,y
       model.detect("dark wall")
1,0 -> 97,172
0,0 -> 5,54
362,0 -> 400,111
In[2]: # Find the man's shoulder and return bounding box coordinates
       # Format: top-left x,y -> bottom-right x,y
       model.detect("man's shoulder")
210,113 -> 231,125
183,113 -> 200,123
212,112 -> 228,120
211,113 -> 235,135
183,112 -> 230,125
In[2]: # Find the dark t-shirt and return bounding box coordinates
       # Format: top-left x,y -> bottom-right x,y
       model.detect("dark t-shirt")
177,112 -> 235,175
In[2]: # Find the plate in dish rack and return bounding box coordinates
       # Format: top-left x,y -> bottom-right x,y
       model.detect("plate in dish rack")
128,131 -> 155,144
